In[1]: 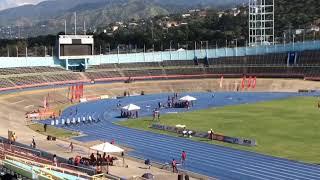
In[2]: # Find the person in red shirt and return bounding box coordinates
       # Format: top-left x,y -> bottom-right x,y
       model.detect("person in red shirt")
75,156 -> 81,166
181,151 -> 187,166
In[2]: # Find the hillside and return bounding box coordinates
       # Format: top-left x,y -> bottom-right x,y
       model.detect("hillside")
275,0 -> 320,34
0,0 -> 246,38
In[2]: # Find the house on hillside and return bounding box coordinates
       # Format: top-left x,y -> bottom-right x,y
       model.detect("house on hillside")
166,21 -> 179,28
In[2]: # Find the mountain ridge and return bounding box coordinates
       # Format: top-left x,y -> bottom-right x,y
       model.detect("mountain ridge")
0,0 -> 245,36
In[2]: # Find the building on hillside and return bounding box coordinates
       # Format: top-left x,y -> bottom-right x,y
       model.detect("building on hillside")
166,21 -> 179,28
112,26 -> 119,32
182,14 -> 191,18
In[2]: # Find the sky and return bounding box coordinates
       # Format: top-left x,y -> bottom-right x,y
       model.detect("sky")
0,0 -> 45,10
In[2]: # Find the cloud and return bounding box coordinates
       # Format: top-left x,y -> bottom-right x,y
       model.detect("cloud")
0,0 -> 46,10
11,0 -> 45,6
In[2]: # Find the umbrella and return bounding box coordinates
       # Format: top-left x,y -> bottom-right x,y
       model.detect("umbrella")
142,173 -> 154,179
122,104 -> 141,111
179,95 -> 197,101
90,142 -> 124,153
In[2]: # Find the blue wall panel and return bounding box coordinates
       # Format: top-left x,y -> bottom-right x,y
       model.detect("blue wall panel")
0,41 -> 319,69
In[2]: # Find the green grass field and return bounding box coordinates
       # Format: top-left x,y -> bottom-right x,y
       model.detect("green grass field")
118,96 -> 320,164
28,123 -> 79,139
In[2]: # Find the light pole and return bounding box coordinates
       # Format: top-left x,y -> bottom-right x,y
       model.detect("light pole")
170,40 -> 173,60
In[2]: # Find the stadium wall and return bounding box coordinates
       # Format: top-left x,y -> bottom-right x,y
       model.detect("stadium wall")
89,41 -> 320,64
0,57 -> 60,68
0,41 -> 320,68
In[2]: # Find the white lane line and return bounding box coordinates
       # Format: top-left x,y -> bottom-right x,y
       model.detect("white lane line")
10,100 -> 25,105
24,105 -> 34,109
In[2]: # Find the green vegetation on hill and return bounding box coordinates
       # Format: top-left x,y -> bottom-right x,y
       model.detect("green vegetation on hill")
118,96 -> 320,164
276,0 -> 320,34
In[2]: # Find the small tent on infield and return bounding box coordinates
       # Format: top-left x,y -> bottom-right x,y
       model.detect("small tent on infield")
90,142 -> 124,153
121,104 -> 141,111
179,95 -> 197,102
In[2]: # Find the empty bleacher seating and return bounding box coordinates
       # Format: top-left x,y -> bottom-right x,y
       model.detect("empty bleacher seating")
162,60 -> 195,67
0,78 -> 15,88
0,66 -> 65,75
296,51 -> 320,65
0,50 -> 318,90
85,71 -> 122,80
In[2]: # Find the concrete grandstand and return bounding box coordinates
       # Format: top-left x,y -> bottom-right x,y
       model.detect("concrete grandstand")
0,37 -> 320,180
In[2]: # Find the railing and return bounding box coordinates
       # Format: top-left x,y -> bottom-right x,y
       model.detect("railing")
5,155 -> 92,179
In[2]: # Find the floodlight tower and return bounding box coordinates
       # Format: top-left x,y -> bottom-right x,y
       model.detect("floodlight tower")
249,0 -> 274,46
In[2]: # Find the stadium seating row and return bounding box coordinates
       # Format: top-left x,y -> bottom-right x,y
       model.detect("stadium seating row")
0,51 -> 319,89
0,66 -> 65,75
0,66 -> 319,89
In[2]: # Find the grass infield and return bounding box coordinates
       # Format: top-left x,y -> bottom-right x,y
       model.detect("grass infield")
118,96 -> 320,164
28,123 -> 79,139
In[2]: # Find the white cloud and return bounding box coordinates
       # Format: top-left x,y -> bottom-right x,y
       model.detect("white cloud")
11,0 -> 45,6
0,0 -> 46,10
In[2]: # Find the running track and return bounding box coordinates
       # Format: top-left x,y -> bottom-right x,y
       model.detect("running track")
48,92 -> 320,180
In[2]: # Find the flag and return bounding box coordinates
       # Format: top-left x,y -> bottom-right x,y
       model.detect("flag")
252,77 -> 257,89
241,76 -> 246,90
70,85 -> 74,100
80,84 -> 84,98
73,85 -> 77,100
43,97 -> 47,109
219,76 -> 224,88
247,76 -> 252,88
75,84 -> 80,100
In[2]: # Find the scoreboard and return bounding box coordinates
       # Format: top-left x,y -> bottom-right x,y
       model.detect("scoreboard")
58,35 -> 94,58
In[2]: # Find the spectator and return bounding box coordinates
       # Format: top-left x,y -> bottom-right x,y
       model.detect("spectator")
90,153 -> 96,165
75,156 -> 81,166
68,157 -> 74,165
145,159 -> 151,169
53,154 -> 58,166
111,139 -> 115,144
152,111 -> 156,121
96,165 -> 102,174
31,137 -> 36,149
172,159 -> 178,173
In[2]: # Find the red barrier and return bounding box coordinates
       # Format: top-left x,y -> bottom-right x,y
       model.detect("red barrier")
241,76 -> 246,90
0,73 -> 309,93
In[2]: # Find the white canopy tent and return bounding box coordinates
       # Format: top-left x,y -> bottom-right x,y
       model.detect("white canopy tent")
179,95 -> 197,102
121,104 -> 141,111
90,142 -> 124,153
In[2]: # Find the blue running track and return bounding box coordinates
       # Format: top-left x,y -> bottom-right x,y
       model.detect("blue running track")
45,92 -> 320,180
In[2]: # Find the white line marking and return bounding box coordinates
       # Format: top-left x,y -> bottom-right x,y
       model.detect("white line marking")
24,105 -> 34,109
10,100 -> 25,105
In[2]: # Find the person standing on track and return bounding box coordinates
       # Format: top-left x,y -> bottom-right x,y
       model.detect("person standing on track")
181,151 -> 187,166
